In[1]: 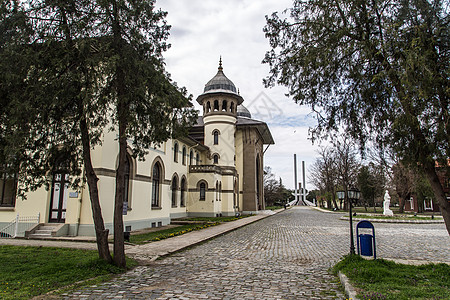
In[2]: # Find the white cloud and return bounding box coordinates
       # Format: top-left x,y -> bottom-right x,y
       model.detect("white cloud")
157,0 -> 318,189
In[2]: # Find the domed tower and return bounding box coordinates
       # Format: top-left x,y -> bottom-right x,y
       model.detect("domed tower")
197,58 -> 243,166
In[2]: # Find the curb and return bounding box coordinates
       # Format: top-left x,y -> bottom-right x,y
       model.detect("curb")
155,211 -> 283,259
128,210 -> 285,263
151,217 -> 259,261
309,206 -> 344,214
340,216 -> 444,224
338,271 -> 359,300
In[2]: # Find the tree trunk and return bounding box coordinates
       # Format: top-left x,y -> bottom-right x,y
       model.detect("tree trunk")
80,117 -> 112,263
424,164 -> 450,235
110,0 -> 127,268
112,68 -> 128,268
398,196 -> 405,214
113,125 -> 127,268
57,1 -> 112,263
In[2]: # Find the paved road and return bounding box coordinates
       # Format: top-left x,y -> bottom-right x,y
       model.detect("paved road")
63,207 -> 449,299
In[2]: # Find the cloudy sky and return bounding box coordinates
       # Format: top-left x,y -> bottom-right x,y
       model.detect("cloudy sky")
157,0 -> 321,190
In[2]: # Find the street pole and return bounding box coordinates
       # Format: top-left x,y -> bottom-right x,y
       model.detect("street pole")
302,161 -> 306,204
349,200 -> 355,255
294,154 -> 298,205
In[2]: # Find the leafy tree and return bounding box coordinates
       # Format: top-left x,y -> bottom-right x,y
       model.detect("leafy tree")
93,0 -> 197,268
1,0 -> 196,267
392,162 -> 418,213
264,0 -> 450,234
415,173 -> 435,213
21,0 -> 115,263
264,167 -> 292,205
306,189 -> 319,205
358,163 -> 385,212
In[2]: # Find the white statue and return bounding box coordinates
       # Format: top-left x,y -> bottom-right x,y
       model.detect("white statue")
383,190 -> 394,216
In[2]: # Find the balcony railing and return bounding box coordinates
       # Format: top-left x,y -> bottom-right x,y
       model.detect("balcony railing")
189,165 -> 236,176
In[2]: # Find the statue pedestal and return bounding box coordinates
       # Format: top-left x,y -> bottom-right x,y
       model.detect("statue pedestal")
383,201 -> 394,216
383,190 -> 394,216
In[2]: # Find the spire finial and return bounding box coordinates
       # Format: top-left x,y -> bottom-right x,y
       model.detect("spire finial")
218,56 -> 223,71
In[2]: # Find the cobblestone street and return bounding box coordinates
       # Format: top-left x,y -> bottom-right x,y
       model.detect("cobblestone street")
64,207 -> 450,299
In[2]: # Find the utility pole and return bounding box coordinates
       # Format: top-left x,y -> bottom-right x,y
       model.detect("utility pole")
294,154 -> 298,205
302,161 -> 306,204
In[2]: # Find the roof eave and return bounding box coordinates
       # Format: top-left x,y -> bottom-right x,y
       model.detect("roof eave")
196,91 -> 244,105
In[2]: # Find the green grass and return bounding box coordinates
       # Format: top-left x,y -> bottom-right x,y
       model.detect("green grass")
265,205 -> 284,210
350,215 -> 441,220
129,223 -> 220,244
333,255 -> 450,300
352,207 -> 382,213
129,215 -> 251,244
0,245 -> 137,300
179,215 -> 250,223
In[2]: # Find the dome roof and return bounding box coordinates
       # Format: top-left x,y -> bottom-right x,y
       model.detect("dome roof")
203,58 -> 237,94
237,104 -> 251,118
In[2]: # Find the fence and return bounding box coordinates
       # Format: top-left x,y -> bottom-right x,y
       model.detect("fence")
0,213 -> 40,238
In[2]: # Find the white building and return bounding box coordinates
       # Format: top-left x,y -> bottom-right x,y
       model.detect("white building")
0,60 -> 274,237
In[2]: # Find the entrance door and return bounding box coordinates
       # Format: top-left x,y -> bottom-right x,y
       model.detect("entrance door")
49,173 -> 69,223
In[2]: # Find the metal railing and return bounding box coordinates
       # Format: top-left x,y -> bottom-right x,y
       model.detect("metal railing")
0,213 -> 40,238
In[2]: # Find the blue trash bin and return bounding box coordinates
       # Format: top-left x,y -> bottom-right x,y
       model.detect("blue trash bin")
356,220 -> 376,259
360,234 -> 373,256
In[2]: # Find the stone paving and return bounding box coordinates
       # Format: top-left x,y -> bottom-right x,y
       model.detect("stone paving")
58,207 -> 449,299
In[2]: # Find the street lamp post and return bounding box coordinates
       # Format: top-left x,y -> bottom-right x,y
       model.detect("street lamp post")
337,188 -> 361,255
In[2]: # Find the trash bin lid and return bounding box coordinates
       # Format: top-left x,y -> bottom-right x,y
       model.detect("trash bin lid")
357,220 -> 374,229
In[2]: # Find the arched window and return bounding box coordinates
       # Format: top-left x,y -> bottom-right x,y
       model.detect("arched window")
256,155 -> 261,209
213,154 -> 219,164
213,100 -> 219,111
206,101 -> 211,113
222,100 -> 227,111
219,182 -> 222,201
233,179 -> 238,208
171,175 -> 178,207
180,177 -> 186,207
199,182 -> 206,201
152,162 -> 161,207
0,163 -> 17,207
189,150 -> 193,165
123,154 -> 132,207
215,181 -> 219,201
213,130 -> 219,145
182,146 -> 187,165
230,102 -> 235,113
173,143 -> 178,162
196,153 -> 200,165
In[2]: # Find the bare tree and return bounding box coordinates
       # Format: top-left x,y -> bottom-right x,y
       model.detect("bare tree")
334,137 -> 360,210
309,147 -> 339,209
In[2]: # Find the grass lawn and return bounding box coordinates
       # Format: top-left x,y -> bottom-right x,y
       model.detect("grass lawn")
129,215 -> 251,244
265,205 -> 284,210
179,215 -> 250,223
129,223 -> 220,244
349,215 -> 441,221
333,255 -> 450,300
0,245 -> 137,300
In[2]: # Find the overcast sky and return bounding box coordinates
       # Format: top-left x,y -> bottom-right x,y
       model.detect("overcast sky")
157,0 -> 321,190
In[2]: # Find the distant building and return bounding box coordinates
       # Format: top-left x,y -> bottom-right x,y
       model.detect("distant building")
404,161 -> 450,213
0,59 -> 274,237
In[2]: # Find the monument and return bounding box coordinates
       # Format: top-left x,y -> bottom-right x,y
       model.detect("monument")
383,190 -> 394,216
